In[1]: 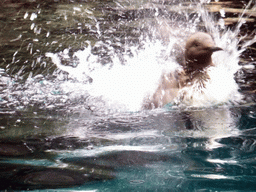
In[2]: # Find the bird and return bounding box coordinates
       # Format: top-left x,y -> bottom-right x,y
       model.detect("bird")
143,32 -> 223,109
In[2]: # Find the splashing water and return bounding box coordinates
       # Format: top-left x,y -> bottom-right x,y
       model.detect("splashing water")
1,3 -> 256,191
46,22 -> 247,112
47,39 -> 180,112
173,32 -> 244,107
3,1 -> 256,113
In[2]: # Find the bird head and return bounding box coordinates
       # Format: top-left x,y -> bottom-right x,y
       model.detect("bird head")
184,32 -> 222,72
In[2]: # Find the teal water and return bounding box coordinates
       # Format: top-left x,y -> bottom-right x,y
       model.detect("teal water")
0,0 -> 256,191
1,105 -> 256,191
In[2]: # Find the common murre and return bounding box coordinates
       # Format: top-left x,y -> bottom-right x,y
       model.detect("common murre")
143,32 -> 223,109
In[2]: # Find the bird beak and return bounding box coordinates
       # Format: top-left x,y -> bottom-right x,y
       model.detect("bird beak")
209,47 -> 223,52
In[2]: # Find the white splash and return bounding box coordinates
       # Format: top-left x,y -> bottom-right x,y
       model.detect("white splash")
87,42 -> 179,112
47,39 -> 179,112
174,34 -> 243,108
47,31 -> 243,112
45,3 -> 255,112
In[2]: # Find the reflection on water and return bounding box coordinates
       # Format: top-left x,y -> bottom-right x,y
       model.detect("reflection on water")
0,0 -> 256,191
0,105 -> 255,191
1,105 -> 256,191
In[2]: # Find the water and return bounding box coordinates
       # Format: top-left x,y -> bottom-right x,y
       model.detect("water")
0,0 -> 256,191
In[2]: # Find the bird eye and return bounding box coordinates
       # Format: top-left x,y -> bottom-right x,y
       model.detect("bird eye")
193,42 -> 199,47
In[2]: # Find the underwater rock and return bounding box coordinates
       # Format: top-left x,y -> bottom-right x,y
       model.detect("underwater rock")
62,150 -> 184,169
0,163 -> 115,190
43,136 -> 91,150
0,142 -> 33,157
15,169 -> 88,188
0,136 -> 92,158
0,136 -> 105,158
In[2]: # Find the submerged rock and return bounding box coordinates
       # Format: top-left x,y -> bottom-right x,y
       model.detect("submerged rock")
15,169 -> 88,188
62,150 -> 184,169
0,163 -> 115,190
0,136 -> 92,157
0,142 -> 33,156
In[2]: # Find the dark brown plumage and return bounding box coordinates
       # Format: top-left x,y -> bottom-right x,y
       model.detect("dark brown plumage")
184,32 -> 222,74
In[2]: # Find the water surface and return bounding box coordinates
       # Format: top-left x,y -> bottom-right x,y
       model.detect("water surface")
0,0 -> 256,191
